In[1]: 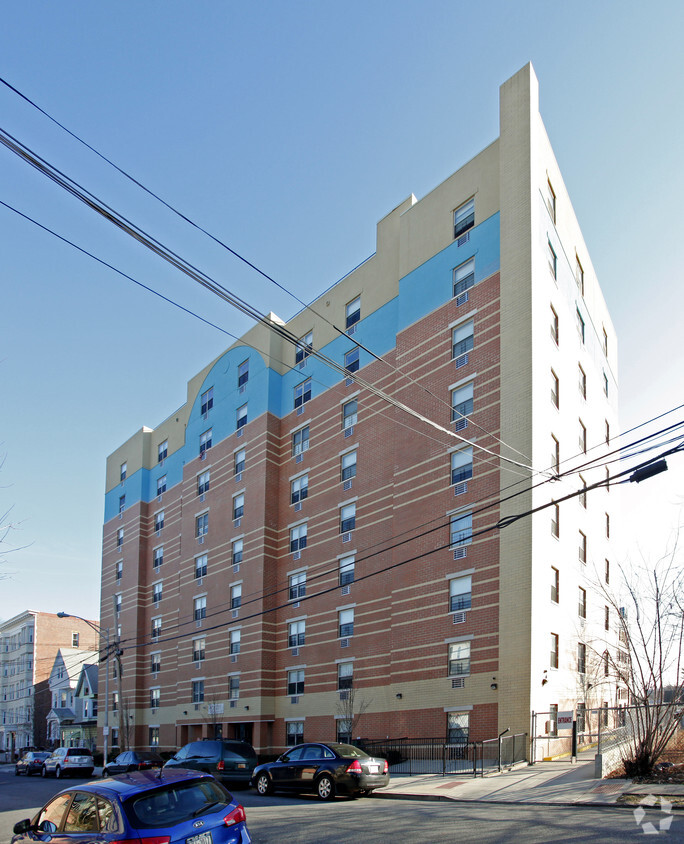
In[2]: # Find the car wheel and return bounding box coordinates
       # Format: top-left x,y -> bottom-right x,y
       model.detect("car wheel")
102,768 -> 109,778
26,768 -> 32,777
255,773 -> 273,796
316,774 -> 335,801
14,767 -> 19,776
41,766 -> 48,778
55,766 -> 62,779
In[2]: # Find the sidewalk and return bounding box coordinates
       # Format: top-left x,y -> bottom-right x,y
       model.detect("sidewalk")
372,757 -> 684,808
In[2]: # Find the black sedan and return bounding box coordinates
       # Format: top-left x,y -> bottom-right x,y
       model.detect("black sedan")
15,752 -> 50,777
103,750 -> 164,777
252,742 -> 389,800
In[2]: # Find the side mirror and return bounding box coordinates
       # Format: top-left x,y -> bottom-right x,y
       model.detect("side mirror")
13,819 -> 31,835
39,821 -> 58,834
278,754 -> 289,762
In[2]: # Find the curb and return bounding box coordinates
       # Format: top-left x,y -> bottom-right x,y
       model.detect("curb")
371,791 -> 684,810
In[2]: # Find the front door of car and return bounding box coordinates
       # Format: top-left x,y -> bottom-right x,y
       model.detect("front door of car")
289,744 -> 325,786
270,745 -> 305,785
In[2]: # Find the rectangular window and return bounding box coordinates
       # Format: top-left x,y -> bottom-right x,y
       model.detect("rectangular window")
195,554 -> 208,579
576,256 -> 584,295
158,440 -> 168,463
605,606 -> 610,632
120,462 -> 127,482
117,528 -> 124,549
450,512 -> 472,547
290,523 -> 308,552
154,510 -> 165,531
231,583 -> 242,609
449,575 -> 472,611
452,320 -> 474,360
454,197 -> 475,238
451,447 -> 473,485
294,379 -> 312,409
153,582 -> 162,604
551,567 -> 559,603
345,296 -> 361,329
605,420 -> 610,446
340,503 -> 356,533
119,495 -> 126,514
287,669 -> 305,696
151,617 -> 162,639
447,711 -> 470,744
150,652 -> 161,673
287,721 -> 304,746
579,475 -> 587,508
579,530 -> 587,563
342,399 -> 357,430
192,680 -> 204,703
339,608 -> 355,638
579,419 -> 587,453
288,620 -> 305,648
548,240 -> 557,279
451,382 -> 474,421
603,372 -> 609,397
113,691 -> 119,712
606,512 -> 610,538
338,661 -> 353,690
197,471 -> 210,495
289,571 -> 306,600
339,555 -> 355,586
234,449 -> 246,475
230,629 -> 241,655
236,403 -> 248,430
603,327 -> 608,357
295,331 -> 313,365
116,561 -> 123,581
605,558 -> 610,584
199,429 -> 212,456
196,513 -> 209,538
237,360 -> 249,388
114,593 -> 122,615
292,426 -> 310,456
156,476 -> 167,496
153,546 -> 164,569
71,632 -> 80,648
448,641 -> 471,676
194,596 -> 207,621
578,365 -> 586,399
546,179 -> 556,223
201,387 -> 214,415
233,494 -> 244,520
453,257 -> 475,297
232,539 -> 243,565
550,633 -> 559,669
344,347 -> 360,374
229,675 -> 240,700
577,308 -> 585,343
578,642 -> 586,674
149,726 -> 159,747
578,587 -> 587,618
291,474 -> 308,505
551,435 -> 560,474
551,369 -> 559,408
341,450 -> 357,481
550,305 -> 559,344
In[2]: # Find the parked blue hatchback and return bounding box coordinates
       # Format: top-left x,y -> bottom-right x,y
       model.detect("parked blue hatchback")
12,768 -> 252,844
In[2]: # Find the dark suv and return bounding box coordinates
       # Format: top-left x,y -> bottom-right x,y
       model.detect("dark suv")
163,739 -> 257,786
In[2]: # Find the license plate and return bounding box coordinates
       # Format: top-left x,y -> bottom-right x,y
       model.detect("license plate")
237,762 -> 247,768
368,764 -> 379,773
187,832 -> 213,844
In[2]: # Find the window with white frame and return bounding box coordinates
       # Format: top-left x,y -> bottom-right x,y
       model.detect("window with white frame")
287,721 -> 304,745
117,528 -> 124,548
200,429 -> 212,457
578,586 -> 587,618
451,382 -> 473,422
234,449 -> 246,475
192,638 -> 205,662
447,711 -> 470,744
158,440 -> 168,463
576,308 -> 585,343
195,554 -> 208,579
339,608 -> 354,637
194,596 -> 207,621
551,369 -> 559,408
452,320 -> 474,361
344,347 -> 360,374
151,617 -> 162,639
548,240 -> 557,279
341,450 -> 357,481
197,471 -> 210,496
340,503 -> 356,533
116,560 -> 123,581
229,629 -> 241,655
579,530 -> 587,563
295,331 -> 313,365
120,462 -> 127,482
192,680 -> 205,703
291,474 -> 308,505
342,399 -> 357,429
290,523 -> 307,552
119,494 -> 126,514
451,447 -> 473,485
345,296 -> 361,329
287,669 -> 305,696
150,652 -> 161,673
578,364 -> 586,399
149,726 -> 160,747
232,539 -> 243,565
289,571 -> 306,600
453,258 -> 475,297
551,435 -> 560,474
449,575 -> 472,611
150,688 -> 160,709
229,675 -> 240,700
339,555 -> 355,586
157,475 -> 167,496
201,387 -> 214,415
448,641 -> 471,676
453,197 -> 474,238
154,510 -> 165,532
294,379 -> 312,409
115,593 -> 122,615
338,661 -> 353,690
292,426 -> 310,456
238,360 -> 249,388
546,179 -> 556,222
230,583 -> 242,609
576,256 -> 584,295
450,512 -> 473,547
233,493 -> 244,520
196,513 -> 208,538
550,305 -> 559,344
236,403 -> 248,430
288,620 -> 305,648
153,582 -> 163,604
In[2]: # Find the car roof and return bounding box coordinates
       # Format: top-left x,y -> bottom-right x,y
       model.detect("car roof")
81,769 -> 216,795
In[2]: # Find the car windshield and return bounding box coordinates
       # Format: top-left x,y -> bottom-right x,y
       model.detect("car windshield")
124,780 -> 230,829
331,744 -> 369,759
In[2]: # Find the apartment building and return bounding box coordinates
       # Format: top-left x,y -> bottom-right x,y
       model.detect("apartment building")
0,611 -> 99,758
101,64 -> 621,756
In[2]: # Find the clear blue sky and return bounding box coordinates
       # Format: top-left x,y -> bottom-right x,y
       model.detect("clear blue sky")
1,0 -> 683,620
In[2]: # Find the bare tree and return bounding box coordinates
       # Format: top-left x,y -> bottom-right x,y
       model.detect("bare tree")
336,684 -> 371,742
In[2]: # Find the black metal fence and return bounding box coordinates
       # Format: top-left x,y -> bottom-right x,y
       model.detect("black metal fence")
356,734 -> 527,776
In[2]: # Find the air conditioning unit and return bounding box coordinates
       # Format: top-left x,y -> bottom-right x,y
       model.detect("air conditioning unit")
342,532 -> 352,543
290,696 -> 299,704
293,551 -> 301,561
344,426 -> 354,438
345,377 -> 354,387
235,473 -> 242,483
234,519 -> 241,528
456,291 -> 469,307
340,638 -> 349,648
341,585 -> 351,596
297,406 -> 305,416
230,654 -> 238,663
295,454 -> 303,464
200,452 -> 206,461
454,482 -> 468,496
198,536 -> 204,545
291,647 -> 299,657
294,502 -> 302,512
232,564 -> 240,573
455,353 -> 469,369
454,417 -> 468,431
199,494 -> 205,503
236,429 -> 243,438
452,611 -> 467,624
343,480 -> 353,492
347,325 -> 357,336
230,700 -> 237,708
231,609 -> 239,619
292,601 -> 300,609
451,678 -> 465,689
339,691 -> 349,701
239,385 -> 246,394
453,547 -> 467,560
457,231 -> 470,247
194,704 -> 200,711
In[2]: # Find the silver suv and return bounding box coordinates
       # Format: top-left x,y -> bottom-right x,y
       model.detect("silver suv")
42,746 -> 94,778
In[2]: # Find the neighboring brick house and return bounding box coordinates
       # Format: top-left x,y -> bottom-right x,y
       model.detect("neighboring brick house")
100,64 -> 621,757
46,649 -> 99,750
0,612 -> 99,759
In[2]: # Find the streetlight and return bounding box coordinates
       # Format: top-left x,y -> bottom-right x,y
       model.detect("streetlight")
57,613 -> 111,766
